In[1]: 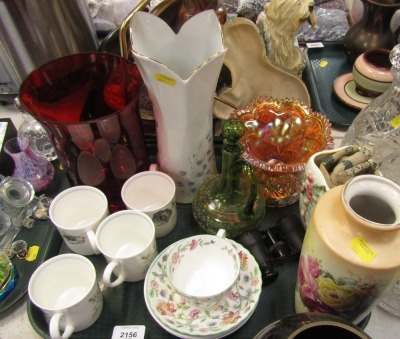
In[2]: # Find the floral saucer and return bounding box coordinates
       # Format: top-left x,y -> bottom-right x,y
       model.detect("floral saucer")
144,239 -> 262,338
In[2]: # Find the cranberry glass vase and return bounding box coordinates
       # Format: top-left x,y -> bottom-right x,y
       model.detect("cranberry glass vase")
19,53 -> 149,212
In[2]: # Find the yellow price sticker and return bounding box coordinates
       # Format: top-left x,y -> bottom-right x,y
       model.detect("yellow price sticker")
154,73 -> 176,86
26,246 -> 40,261
319,59 -> 328,68
390,114 -> 400,128
350,237 -> 376,263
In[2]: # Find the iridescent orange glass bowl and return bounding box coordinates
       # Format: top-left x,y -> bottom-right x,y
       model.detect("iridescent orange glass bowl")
229,98 -> 334,207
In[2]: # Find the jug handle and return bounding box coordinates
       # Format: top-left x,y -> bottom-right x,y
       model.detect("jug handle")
394,26 -> 400,44
233,159 -> 258,218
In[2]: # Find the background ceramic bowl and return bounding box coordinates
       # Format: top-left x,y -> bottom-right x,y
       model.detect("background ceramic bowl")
254,312 -> 371,339
352,48 -> 392,97
230,98 -> 333,207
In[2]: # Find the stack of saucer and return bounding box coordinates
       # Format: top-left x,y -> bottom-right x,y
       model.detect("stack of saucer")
144,239 -> 262,338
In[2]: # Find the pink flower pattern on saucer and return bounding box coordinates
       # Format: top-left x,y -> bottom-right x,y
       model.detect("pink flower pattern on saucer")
144,240 -> 262,337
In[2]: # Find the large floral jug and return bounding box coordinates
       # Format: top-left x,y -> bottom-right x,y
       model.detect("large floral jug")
295,175 -> 400,324
130,10 -> 227,203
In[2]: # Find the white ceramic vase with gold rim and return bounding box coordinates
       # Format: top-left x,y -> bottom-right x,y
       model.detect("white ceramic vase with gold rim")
130,10 -> 226,203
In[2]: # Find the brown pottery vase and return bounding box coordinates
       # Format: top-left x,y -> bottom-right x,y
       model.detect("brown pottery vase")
344,0 -> 400,62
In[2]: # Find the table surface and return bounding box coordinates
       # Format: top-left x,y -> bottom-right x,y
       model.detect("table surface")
0,102 -> 399,338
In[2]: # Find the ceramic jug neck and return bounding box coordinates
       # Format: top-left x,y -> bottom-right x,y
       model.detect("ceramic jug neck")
341,175 -> 400,231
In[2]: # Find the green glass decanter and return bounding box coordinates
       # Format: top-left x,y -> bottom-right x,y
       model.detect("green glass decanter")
192,119 -> 266,238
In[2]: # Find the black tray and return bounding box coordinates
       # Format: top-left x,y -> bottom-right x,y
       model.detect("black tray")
28,200 -> 305,338
303,42 -> 360,127
27,201 -> 370,338
0,163 -> 67,313
26,138 -> 370,338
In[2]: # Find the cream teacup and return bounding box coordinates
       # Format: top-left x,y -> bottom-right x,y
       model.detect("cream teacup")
352,48 -> 393,98
166,229 -> 240,306
49,186 -> 109,255
121,169 -> 177,238
89,210 -> 158,287
28,254 -> 103,339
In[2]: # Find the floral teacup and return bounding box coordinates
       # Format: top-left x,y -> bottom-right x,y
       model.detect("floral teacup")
166,229 -> 240,307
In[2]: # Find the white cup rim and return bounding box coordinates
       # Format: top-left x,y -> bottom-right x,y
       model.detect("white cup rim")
121,171 -> 176,211
95,210 -> 155,258
49,185 -> 108,230
28,253 -> 96,311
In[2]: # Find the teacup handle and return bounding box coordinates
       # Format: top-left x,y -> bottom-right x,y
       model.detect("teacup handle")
50,312 -> 74,339
216,229 -> 226,239
87,230 -> 100,255
103,261 -> 125,287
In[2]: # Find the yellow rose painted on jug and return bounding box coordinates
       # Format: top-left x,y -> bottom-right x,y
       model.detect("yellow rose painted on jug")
296,254 -> 379,319
316,275 -> 368,312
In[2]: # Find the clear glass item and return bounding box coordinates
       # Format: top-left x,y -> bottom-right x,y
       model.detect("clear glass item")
342,43 -> 400,164
0,176 -> 36,248
379,280 -> 400,317
3,136 -> 54,192
375,148 -> 400,186
17,111 -> 57,161
0,210 -> 12,239
192,120 -> 266,238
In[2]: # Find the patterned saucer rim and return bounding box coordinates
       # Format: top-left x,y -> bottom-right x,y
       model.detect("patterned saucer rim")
144,239 -> 262,337
147,297 -> 258,339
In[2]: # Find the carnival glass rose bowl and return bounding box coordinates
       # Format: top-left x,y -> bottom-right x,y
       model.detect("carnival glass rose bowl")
230,98 -> 333,207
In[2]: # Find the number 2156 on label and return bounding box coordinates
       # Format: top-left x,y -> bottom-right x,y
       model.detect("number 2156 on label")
112,325 -> 145,339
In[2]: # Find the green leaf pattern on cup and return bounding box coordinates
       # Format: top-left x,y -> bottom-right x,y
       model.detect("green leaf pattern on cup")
88,287 -> 103,320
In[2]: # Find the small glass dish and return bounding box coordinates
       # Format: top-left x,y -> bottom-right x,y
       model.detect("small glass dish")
0,249 -> 17,301
0,210 -> 12,238
230,97 -> 334,207
0,177 -> 36,248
